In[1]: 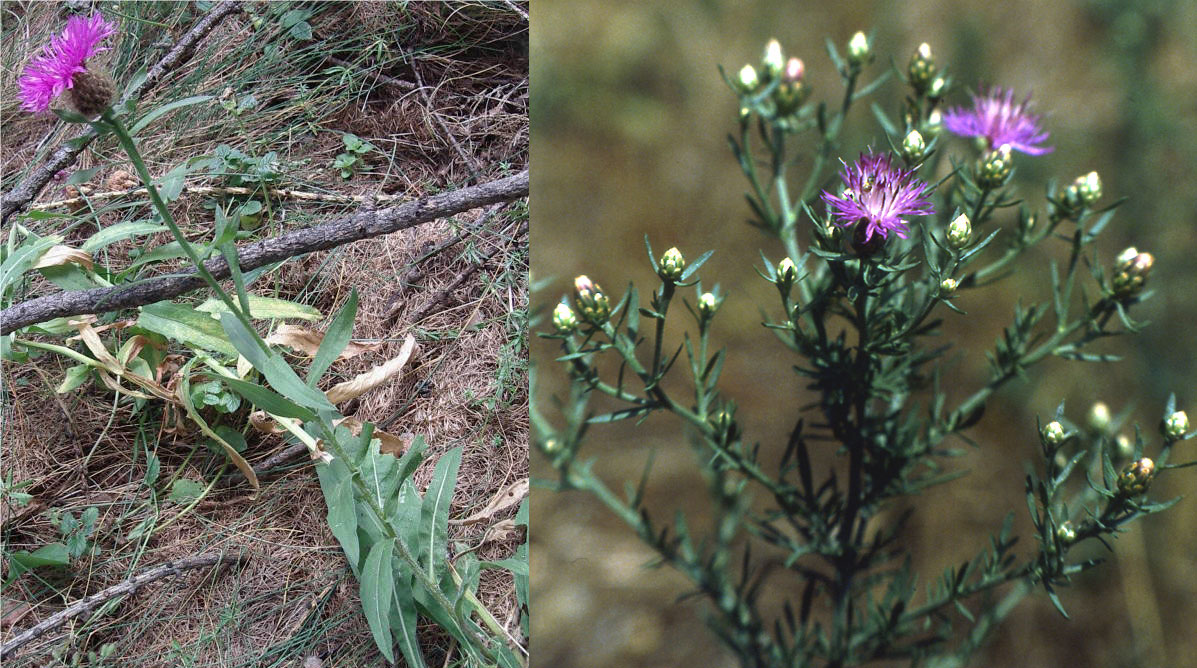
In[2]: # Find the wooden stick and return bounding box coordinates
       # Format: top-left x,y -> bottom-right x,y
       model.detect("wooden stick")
0,552 -> 249,659
0,171 -> 528,334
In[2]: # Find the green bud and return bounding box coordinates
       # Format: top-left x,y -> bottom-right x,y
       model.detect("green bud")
1076,171 -> 1102,205
776,257 -> 798,290
541,437 -> 562,454
1111,248 -> 1154,299
901,129 -> 927,164
1042,420 -> 1066,446
940,277 -> 958,295
946,213 -> 972,249
977,144 -> 1013,189
907,42 -> 935,93
1117,457 -> 1155,496
698,291 -> 721,321
658,247 -> 686,283
762,39 -> 784,80
553,302 -> 579,334
927,76 -> 947,100
774,57 -> 808,115
738,64 -> 760,93
1088,401 -> 1112,433
1163,410 -> 1189,440
923,109 -> 944,137
1057,522 -> 1076,545
847,31 -> 871,67
573,275 -> 611,325
1115,433 -> 1134,459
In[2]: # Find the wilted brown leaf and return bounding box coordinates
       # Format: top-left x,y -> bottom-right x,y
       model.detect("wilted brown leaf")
265,324 -> 382,360
34,244 -> 94,271
324,335 -> 418,404
450,478 -> 528,525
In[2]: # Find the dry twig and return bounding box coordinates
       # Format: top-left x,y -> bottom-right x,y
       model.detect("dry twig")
0,552 -> 249,659
0,171 -> 528,334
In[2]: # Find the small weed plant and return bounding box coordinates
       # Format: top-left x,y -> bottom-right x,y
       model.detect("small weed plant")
536,33 -> 1194,666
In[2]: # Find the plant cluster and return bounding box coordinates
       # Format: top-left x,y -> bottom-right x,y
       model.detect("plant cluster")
536,33 -> 1193,666
3,10 -> 527,666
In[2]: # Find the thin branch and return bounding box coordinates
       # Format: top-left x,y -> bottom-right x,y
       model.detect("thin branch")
30,184 -> 409,211
1,1 -> 244,225
0,551 -> 249,659
0,171 -> 528,334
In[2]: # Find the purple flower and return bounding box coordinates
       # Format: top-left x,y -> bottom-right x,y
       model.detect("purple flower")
942,87 -> 1052,156
18,14 -> 117,113
821,151 -> 935,243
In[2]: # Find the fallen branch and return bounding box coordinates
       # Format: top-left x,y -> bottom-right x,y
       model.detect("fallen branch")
30,184 -> 408,211
0,551 -> 249,659
0,170 -> 528,334
1,1 -> 244,225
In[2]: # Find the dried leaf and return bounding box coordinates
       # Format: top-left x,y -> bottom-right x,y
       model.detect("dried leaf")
450,478 -> 528,525
33,244 -> 94,271
266,323 -> 381,360
334,416 -> 412,456
0,597 -> 32,629
324,335 -> 417,404
479,518 -> 526,546
249,410 -> 284,435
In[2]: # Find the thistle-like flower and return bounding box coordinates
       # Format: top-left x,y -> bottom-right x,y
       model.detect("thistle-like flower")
943,87 -> 1052,156
821,151 -> 935,244
18,13 -> 117,115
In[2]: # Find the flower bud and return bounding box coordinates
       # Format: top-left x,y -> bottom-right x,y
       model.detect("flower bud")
657,247 -> 686,283
1111,248 -> 1153,299
908,42 -> 935,93
572,275 -> 611,325
927,76 -> 947,100
775,257 -> 798,291
1088,401 -> 1111,433
946,213 -> 972,249
846,31 -> 871,68
553,302 -> 579,334
541,437 -> 562,455
1163,410 -> 1189,440
1115,433 -> 1134,459
774,57 -> 809,115
1057,521 -> 1076,545
67,69 -> 115,118
923,109 -> 944,137
939,277 -> 958,295
762,39 -> 784,80
901,129 -> 926,164
697,291 -> 721,321
1076,171 -> 1102,205
1042,420 -> 1066,446
977,144 -> 1013,189
1117,457 -> 1155,496
737,64 -> 760,94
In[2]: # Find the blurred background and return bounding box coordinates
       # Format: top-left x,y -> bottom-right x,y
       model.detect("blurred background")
530,1 -> 1197,666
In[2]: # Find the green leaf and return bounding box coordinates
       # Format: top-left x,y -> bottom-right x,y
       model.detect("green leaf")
56,364 -> 92,393
197,295 -> 321,322
169,479 -> 205,505
1,235 -> 59,299
8,543 -> 71,580
126,240 -> 188,269
138,302 -> 236,356
158,163 -> 188,202
327,474 -> 361,572
143,451 -> 161,488
81,221 -> 168,252
219,313 -> 336,412
391,564 -> 426,668
65,167 -> 103,185
217,375 -> 316,420
38,264 -> 98,291
309,290 -> 357,385
361,541 -> 397,663
129,95 -> 214,136
420,447 -> 462,578
289,20 -> 313,40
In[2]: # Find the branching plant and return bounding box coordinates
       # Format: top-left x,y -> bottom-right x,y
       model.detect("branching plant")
534,32 -> 1193,667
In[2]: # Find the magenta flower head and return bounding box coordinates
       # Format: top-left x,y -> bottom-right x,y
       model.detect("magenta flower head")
821,151 -> 935,245
18,13 -> 117,114
942,87 -> 1052,156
